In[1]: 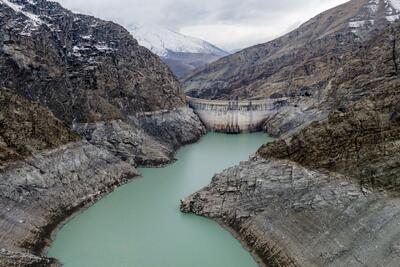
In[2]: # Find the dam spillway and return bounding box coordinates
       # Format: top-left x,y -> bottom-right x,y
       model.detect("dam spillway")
187,96 -> 285,133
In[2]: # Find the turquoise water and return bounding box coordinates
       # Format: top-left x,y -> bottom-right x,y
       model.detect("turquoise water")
48,133 -> 272,267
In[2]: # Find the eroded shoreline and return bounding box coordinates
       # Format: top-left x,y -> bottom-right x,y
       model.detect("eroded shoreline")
41,134 -> 206,265
47,133 -> 269,267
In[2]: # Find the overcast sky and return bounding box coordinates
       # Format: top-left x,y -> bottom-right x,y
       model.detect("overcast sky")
55,0 -> 349,51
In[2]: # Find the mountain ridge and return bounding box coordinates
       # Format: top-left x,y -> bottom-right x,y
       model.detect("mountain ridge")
184,0 -> 400,100
127,23 -> 227,57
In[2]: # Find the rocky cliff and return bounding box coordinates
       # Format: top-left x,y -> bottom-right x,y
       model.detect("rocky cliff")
258,88 -> 400,191
0,89 -> 139,266
0,0 -> 205,266
0,0 -> 184,123
0,0 -> 207,161
181,2 -> 400,266
0,89 -> 80,167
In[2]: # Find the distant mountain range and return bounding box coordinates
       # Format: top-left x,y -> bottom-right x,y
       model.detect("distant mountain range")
127,23 -> 229,78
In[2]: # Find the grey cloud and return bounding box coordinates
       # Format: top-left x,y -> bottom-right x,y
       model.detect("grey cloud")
55,0 -> 349,50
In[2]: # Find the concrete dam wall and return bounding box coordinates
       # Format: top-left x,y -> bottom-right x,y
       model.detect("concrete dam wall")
187,96 -> 286,133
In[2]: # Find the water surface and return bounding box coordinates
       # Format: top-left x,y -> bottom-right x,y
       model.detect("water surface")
48,133 -> 272,267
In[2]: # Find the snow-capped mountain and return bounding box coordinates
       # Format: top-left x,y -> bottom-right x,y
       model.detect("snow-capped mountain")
127,23 -> 229,78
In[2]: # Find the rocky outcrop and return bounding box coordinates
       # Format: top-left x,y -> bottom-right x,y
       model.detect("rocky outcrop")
0,89 -> 139,266
259,87 -> 400,190
136,107 -> 207,150
0,249 -> 58,267
72,120 -> 172,167
0,141 -> 138,266
72,107 -> 207,167
181,157 -> 400,266
0,0 -> 184,124
0,89 -> 80,168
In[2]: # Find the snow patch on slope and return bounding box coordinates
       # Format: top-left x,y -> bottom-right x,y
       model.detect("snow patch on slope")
0,0 -> 43,26
349,0 -> 379,33
350,0 -> 400,31
349,20 -> 375,28
127,23 -> 227,58
388,0 -> 400,10
367,0 -> 380,14
386,0 -> 400,21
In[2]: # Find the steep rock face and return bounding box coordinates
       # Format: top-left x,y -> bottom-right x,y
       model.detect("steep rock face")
182,157 -> 400,266
259,87 -> 400,190
0,89 -> 79,167
264,17 -> 400,136
263,18 -> 400,137
0,0 -> 184,124
137,107 -> 208,150
256,20 -> 400,189
72,107 -> 207,167
0,141 -> 138,266
0,0 -> 206,161
73,120 -> 172,167
0,90 -> 139,266
0,249 -> 58,267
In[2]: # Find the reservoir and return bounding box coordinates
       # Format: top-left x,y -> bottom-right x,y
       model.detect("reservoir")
48,133 -> 273,267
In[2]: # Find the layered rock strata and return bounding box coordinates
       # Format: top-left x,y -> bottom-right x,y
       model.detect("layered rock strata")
182,157 -> 400,266
0,90 -> 137,266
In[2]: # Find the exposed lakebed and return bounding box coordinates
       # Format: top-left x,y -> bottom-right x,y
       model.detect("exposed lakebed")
48,133 -> 273,267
